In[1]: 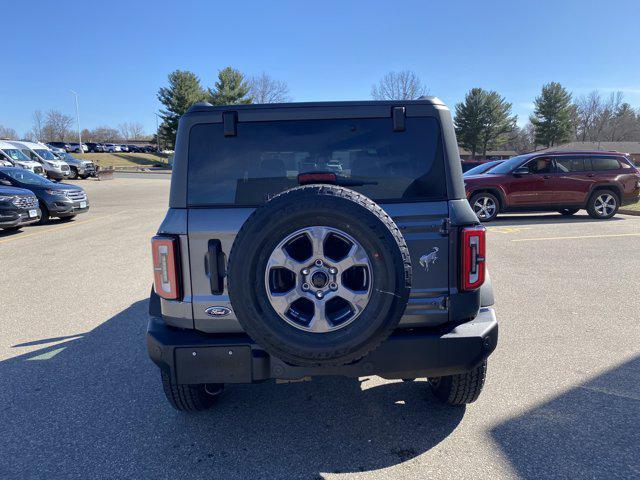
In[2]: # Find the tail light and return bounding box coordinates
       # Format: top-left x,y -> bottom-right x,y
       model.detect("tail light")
151,236 -> 181,300
460,226 -> 486,291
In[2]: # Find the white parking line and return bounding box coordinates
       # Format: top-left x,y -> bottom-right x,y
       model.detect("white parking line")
512,232 -> 640,242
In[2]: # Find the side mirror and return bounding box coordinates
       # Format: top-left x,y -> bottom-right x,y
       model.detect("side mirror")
513,167 -> 529,176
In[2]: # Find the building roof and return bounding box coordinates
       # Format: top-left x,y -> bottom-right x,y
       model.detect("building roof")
537,141 -> 640,154
458,148 -> 517,156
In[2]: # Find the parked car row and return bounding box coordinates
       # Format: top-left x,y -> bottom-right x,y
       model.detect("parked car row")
48,141 -> 156,153
0,141 -> 96,181
0,167 -> 90,232
462,150 -> 640,221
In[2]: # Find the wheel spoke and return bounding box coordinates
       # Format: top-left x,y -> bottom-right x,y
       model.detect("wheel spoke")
306,226 -> 329,259
335,243 -> 369,270
267,246 -> 302,272
336,285 -> 369,314
308,301 -> 331,333
269,288 -> 302,316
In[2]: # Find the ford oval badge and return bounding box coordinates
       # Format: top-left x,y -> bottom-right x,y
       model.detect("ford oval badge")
205,306 -> 232,317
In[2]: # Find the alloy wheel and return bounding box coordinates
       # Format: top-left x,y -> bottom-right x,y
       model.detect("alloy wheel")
473,196 -> 497,221
594,193 -> 616,217
265,226 -> 372,333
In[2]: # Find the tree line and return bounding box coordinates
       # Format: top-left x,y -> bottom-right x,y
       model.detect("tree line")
455,82 -> 640,157
156,68 -> 291,147
0,109 -> 151,144
2,69 -> 639,155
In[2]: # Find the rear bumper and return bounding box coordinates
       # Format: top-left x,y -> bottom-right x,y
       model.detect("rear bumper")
147,307 -> 498,384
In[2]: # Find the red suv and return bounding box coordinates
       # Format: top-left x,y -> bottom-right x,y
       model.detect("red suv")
463,151 -> 640,221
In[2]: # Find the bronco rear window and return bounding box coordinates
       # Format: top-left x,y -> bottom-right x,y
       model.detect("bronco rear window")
187,117 -> 445,206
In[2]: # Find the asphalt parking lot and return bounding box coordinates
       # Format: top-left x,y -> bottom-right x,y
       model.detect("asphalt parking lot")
1,177 -> 638,480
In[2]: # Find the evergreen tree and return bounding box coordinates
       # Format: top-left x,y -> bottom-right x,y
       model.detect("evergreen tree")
455,88 -> 516,158
208,67 -> 252,105
157,70 -> 207,147
454,88 -> 487,159
530,82 -> 573,147
480,91 -> 517,155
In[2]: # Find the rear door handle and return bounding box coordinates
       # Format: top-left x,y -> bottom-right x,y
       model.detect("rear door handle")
204,240 -> 226,294
543,175 -> 550,179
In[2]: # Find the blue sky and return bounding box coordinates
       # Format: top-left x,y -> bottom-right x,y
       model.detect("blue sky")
2,0 -> 639,136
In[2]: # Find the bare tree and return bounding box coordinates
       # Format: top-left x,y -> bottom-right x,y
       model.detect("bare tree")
573,91 -> 631,142
0,125 -> 18,140
609,103 -> 639,141
129,122 -> 145,140
41,110 -> 73,142
574,91 -> 602,141
118,122 -> 146,140
371,70 -> 428,100
90,126 -> 120,142
248,73 -> 291,103
118,123 -> 131,141
31,110 -> 45,141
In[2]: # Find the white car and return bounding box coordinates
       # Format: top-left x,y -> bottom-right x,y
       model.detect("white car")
67,142 -> 89,153
104,143 -> 122,152
0,140 -> 46,176
8,141 -> 70,180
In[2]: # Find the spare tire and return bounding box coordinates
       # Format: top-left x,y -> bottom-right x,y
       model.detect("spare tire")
227,185 -> 411,367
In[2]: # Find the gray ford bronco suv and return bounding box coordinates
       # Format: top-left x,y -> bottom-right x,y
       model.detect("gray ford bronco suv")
147,98 -> 498,411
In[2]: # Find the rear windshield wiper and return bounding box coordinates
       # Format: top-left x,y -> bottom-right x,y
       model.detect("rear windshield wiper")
297,172 -> 378,187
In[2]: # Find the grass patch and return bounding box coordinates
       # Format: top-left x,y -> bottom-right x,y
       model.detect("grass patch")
622,200 -> 640,211
76,152 -> 170,169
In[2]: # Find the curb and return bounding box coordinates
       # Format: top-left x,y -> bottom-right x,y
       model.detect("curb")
619,209 -> 640,216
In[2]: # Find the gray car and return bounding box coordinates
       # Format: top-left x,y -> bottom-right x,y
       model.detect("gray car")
56,153 -> 96,179
147,99 -> 498,413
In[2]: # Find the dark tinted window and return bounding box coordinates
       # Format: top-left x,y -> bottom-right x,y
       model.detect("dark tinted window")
187,117 -> 445,206
590,156 -> 621,171
555,156 -> 585,173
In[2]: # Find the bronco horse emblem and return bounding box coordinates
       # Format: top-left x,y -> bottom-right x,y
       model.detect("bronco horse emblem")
419,247 -> 439,271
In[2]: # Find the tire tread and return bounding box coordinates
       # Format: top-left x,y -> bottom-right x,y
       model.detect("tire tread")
430,361 -> 487,405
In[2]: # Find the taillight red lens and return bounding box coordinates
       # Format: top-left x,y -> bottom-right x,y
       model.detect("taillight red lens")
461,226 -> 486,291
297,172 -> 337,184
151,236 -> 180,300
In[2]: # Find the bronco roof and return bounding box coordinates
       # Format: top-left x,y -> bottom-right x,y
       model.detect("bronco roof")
186,97 -> 445,114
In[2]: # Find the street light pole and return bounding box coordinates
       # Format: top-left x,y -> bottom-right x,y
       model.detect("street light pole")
154,113 -> 161,153
70,90 -> 82,153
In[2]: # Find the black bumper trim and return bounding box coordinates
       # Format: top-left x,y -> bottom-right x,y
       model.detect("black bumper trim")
147,308 -> 498,384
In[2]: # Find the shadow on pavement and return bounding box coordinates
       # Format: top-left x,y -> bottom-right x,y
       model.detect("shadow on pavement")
0,300 -> 464,479
491,356 -> 640,479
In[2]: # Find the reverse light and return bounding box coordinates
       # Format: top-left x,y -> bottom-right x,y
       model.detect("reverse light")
460,226 -> 486,291
151,236 -> 180,300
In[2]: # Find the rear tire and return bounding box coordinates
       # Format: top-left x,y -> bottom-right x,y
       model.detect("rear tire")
429,361 -> 487,405
587,190 -> 619,219
161,371 -> 223,412
470,192 -> 499,222
558,208 -> 579,216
